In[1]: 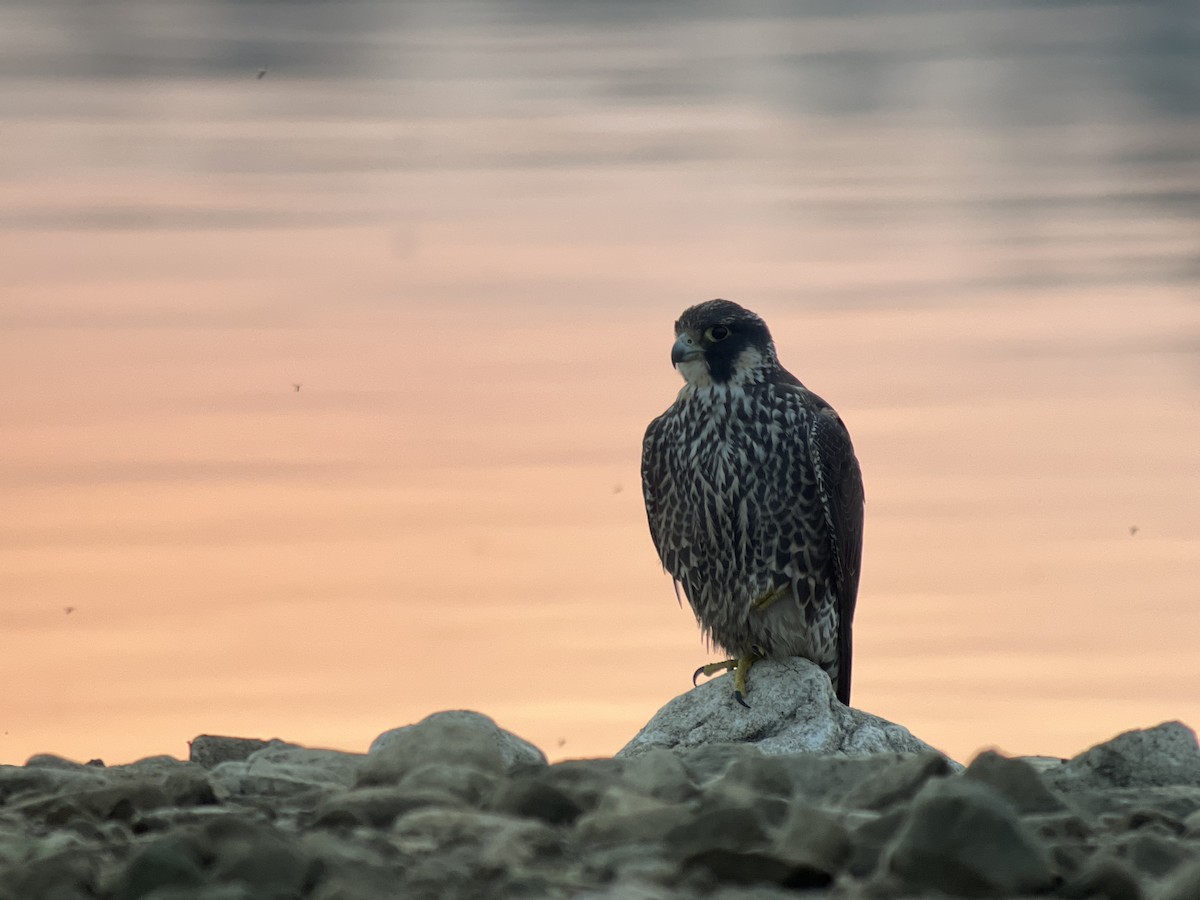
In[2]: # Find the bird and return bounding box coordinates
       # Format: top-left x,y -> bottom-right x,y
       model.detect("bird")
641,299 -> 864,707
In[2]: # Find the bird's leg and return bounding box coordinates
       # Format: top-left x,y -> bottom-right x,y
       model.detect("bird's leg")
692,652 -> 761,709
732,654 -> 759,708
750,584 -> 790,613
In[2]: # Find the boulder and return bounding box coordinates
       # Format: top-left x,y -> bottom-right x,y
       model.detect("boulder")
964,749 -> 1068,815
210,745 -> 363,802
363,711 -> 546,786
189,736 -> 285,769
0,764 -> 109,804
1044,722 -> 1200,792
1158,858 -> 1200,900
1060,853 -> 1143,900
617,657 -> 952,761
884,776 -> 1055,897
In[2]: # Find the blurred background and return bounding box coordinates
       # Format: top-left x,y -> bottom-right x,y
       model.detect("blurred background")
1,0 -> 1198,766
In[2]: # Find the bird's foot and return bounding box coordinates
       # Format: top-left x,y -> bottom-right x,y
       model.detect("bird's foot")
692,653 -> 761,709
692,658 -> 737,685
750,585 -> 789,613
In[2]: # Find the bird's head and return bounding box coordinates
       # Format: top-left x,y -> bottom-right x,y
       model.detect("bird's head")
671,299 -> 779,387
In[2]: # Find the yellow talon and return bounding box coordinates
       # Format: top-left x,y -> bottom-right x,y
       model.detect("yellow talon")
733,654 -> 758,708
733,655 -> 753,694
693,653 -> 760,708
692,658 -> 738,685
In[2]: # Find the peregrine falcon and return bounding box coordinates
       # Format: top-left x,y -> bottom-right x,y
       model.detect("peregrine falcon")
641,299 -> 864,707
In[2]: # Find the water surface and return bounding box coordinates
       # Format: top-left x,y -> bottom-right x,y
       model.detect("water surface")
2,0 -> 1198,764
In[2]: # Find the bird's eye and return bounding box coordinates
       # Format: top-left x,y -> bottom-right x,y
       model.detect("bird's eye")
706,324 -> 731,342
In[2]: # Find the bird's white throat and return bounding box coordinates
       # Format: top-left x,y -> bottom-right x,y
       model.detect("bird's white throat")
674,358 -> 713,388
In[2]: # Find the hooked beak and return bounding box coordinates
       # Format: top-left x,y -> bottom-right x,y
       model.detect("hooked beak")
671,334 -> 703,366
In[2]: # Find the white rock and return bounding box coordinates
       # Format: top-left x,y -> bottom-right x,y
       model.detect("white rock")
617,657 -> 951,761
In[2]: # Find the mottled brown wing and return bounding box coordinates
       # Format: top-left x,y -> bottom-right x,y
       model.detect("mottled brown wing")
807,401 -> 865,705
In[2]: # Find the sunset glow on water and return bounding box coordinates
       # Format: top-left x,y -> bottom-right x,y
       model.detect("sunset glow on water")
2,0 -> 1198,766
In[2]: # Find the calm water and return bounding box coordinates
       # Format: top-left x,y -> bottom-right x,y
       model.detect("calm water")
2,0 -> 1198,765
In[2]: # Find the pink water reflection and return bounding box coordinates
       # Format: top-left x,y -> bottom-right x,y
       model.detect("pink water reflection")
2,2 -> 1198,765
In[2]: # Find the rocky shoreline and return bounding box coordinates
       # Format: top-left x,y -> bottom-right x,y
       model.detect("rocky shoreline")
3,660 -> 1199,899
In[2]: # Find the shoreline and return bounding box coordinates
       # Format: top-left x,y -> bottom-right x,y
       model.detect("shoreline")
4,672 -> 1200,899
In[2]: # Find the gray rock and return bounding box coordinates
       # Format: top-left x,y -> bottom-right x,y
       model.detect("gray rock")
366,711 -> 546,780
773,801 -> 851,877
14,714 -> 1200,900
574,883 -> 685,900
310,785 -> 467,829
1045,722 -> 1200,792
210,746 -> 363,801
693,775 -> 791,832
107,832 -> 209,900
708,888 -> 804,900
519,758 -> 628,815
1158,858 -> 1200,900
664,803 -> 774,858
1020,754 -> 1071,772
390,807 -> 565,890
79,759 -> 219,811
885,776 -> 1055,897
160,769 -> 220,808
617,748 -> 698,805
391,805 -> 560,856
302,828 -> 409,900
116,755 -> 187,772
573,789 -> 693,850
396,761 -> 498,805
845,807 -> 907,878
1061,853 -> 1144,900
1026,809 -> 1093,853
682,745 -> 948,812
703,754 -> 796,802
0,848 -> 99,900
24,753 -> 95,770
0,764 -> 109,804
490,778 -> 584,826
189,736 -> 284,769
674,743 -> 765,786
1184,806 -> 1200,837
12,780 -> 171,826
965,749 -> 1067,814
1108,807 -> 1189,837
1114,830 -> 1194,880
1067,786 -> 1200,820
203,816 -> 312,898
663,800 -> 837,890
139,887 -> 257,900
695,783 -> 789,832
842,751 -> 953,811
617,658 -> 952,760
680,847 -> 827,890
